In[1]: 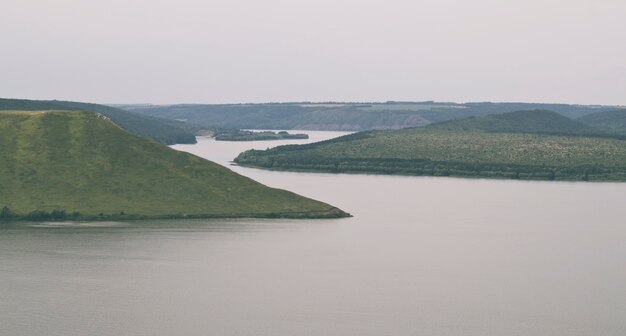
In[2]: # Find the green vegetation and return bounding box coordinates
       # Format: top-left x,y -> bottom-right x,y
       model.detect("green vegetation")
235,110 -> 626,182
428,110 -> 603,136
0,98 -> 198,145
215,130 -> 309,141
120,101 -> 621,131
0,110 -> 348,221
577,109 -> 626,136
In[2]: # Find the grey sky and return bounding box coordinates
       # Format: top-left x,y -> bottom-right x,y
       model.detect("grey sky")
1,0 -> 625,105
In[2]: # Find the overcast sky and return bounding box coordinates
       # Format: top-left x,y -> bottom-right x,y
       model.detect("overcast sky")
1,0 -> 625,105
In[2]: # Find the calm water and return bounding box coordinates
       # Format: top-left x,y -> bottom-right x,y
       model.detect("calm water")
2,131 -> 626,336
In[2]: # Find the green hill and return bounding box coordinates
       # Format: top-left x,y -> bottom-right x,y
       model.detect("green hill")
0,98 -> 197,145
120,102 -> 619,131
577,109 -> 626,135
235,110 -> 626,181
0,110 -> 347,220
428,110 -> 600,136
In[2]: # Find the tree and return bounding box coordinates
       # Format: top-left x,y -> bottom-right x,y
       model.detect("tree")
0,206 -> 14,219
50,210 -> 66,220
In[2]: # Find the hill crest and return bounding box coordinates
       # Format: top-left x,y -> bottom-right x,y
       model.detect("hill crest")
0,98 -> 197,145
0,110 -> 347,220
426,109 -> 599,136
577,109 -> 626,135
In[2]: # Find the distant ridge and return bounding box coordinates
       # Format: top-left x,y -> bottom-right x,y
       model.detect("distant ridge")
577,109 -> 626,136
0,110 -> 348,220
235,110 -> 626,181
0,98 -> 197,145
427,110 -> 600,136
120,101 -> 619,132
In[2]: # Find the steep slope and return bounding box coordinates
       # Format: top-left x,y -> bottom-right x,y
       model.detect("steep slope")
577,109 -> 626,135
235,111 -> 626,181
0,98 -> 197,145
0,111 -> 347,220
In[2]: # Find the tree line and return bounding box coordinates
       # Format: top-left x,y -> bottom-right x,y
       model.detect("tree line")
235,156 -> 626,181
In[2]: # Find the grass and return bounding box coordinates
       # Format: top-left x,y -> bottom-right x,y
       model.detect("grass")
577,109 -> 626,135
0,98 -> 198,145
235,111 -> 626,182
427,110 -> 602,136
0,110 -> 348,220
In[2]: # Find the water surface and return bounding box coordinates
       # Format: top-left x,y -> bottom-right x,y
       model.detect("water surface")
2,131 -> 626,336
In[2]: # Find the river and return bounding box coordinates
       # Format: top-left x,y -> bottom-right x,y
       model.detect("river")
1,131 -> 625,335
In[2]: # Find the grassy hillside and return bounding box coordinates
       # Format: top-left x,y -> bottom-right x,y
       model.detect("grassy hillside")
0,110 -> 347,220
428,110 -> 605,136
235,111 -> 626,181
577,109 -> 626,135
120,102 -> 620,131
0,98 -> 197,145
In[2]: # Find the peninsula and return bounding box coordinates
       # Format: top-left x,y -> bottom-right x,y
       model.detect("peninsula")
0,110 -> 348,220
235,110 -> 626,181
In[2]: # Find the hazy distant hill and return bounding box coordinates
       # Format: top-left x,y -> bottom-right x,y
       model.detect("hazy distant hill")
428,110 -> 601,136
577,109 -> 626,135
119,102 -> 619,131
0,98 -> 197,145
0,110 -> 347,220
235,110 -> 626,182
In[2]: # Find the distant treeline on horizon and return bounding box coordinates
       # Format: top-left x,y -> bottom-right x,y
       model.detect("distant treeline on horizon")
118,101 -> 625,132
